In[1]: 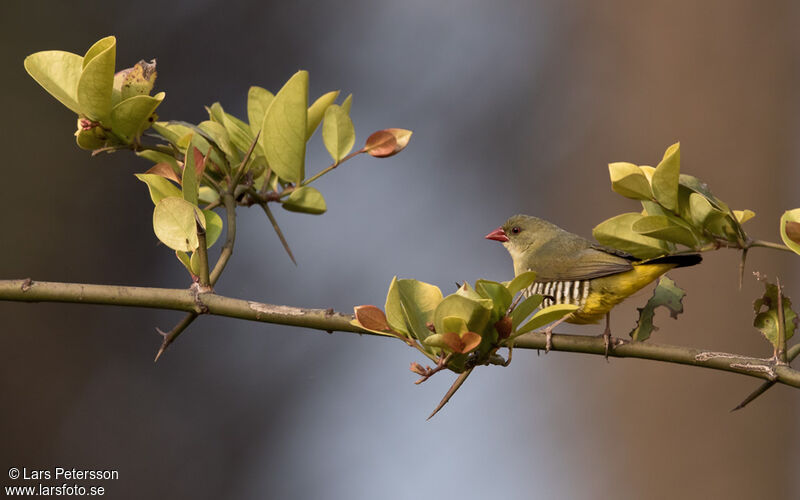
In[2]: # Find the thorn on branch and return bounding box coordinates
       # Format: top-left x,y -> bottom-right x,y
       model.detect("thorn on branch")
412,354 -> 452,384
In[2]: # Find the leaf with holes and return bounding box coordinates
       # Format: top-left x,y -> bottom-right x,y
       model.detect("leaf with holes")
629,276 -> 687,342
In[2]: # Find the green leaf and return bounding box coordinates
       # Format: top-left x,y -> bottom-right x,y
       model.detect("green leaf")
609,162 -> 653,200
341,93 -> 353,115
175,250 -> 192,274
24,50 -> 83,114
198,120 -> 237,163
247,86 -> 274,135
733,209 -> 755,225
152,197 -> 204,251
135,173 -> 182,205
76,36 -> 116,123
137,150 -> 181,178
593,213 -> 669,259
151,121 -> 193,149
110,92 -> 164,143
198,186 -> 219,205
506,271 -> 537,296
511,294 -> 544,329
260,71 -> 308,183
282,186 -> 327,214
207,103 -> 254,158
75,125 -> 108,150
679,174 -> 729,212
181,147 -> 204,207
631,215 -> 699,248
202,209 -> 223,247
629,276 -> 687,342
753,278 -> 797,348
433,294 -> 492,338
322,104 -> 355,163
780,209 -> 800,255
651,142 -> 680,211
514,304 -> 578,337
307,90 -> 340,139
475,279 -> 512,317
384,277 -> 443,341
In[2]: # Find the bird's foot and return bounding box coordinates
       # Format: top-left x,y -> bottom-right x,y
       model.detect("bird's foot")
596,326 -> 613,360
544,327 -> 553,353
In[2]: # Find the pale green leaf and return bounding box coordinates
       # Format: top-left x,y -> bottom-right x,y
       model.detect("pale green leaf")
433,294 -> 492,338
593,213 -> 669,259
76,36 -> 116,123
198,120 -> 237,163
734,209 -> 756,225
247,86 -> 274,135
110,92 -> 164,143
202,209 -> 223,247
282,186 -> 326,214
384,277 -> 443,341
341,94 -> 353,115
651,142 -> 680,211
260,71 -> 308,183
24,50 -> 83,114
609,162 -> 653,200
506,271 -> 537,296
307,90 -> 340,139
135,173 -> 182,205
175,250 -> 192,273
511,294 -> 544,329
199,186 -> 219,205
322,104 -> 355,163
514,303 -> 578,337
181,148 -> 199,206
153,197 -> 204,251
631,215 -> 699,248
151,121 -> 192,148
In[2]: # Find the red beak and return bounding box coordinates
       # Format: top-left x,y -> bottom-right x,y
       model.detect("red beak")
485,227 -> 509,242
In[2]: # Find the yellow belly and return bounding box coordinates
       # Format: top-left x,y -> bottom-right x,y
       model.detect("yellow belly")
569,262 -> 676,324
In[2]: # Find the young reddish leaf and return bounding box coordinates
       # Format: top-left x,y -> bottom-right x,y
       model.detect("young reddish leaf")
146,162 -> 181,184
193,147 -> 208,178
354,305 -> 391,332
410,362 -> 427,376
785,221 -> 800,245
459,332 -> 482,353
364,128 -> 413,158
440,331 -> 481,354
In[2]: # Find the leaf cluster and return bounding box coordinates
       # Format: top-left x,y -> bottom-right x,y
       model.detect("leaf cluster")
352,272 -> 576,372
595,143 -> 755,258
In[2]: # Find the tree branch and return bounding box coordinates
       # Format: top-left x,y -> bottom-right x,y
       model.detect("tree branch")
2,278 -> 799,390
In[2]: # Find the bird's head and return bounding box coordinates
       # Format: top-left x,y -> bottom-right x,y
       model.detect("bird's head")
485,214 -> 559,261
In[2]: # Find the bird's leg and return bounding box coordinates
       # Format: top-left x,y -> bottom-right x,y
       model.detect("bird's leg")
542,314 -> 572,353
601,313 -> 612,359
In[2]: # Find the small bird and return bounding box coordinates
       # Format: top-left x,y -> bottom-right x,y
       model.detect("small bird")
486,214 -> 701,355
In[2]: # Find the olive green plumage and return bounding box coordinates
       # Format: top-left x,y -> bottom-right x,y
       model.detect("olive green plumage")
487,214 -> 701,323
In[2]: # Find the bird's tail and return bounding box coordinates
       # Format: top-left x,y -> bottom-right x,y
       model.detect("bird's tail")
641,253 -> 702,268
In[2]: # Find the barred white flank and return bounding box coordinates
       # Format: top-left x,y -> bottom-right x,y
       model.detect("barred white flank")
524,277 -> 590,309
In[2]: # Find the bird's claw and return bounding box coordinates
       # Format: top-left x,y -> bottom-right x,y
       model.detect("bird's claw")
544,328 -> 553,353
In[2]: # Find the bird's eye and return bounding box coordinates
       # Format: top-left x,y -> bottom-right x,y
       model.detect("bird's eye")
511,226 -> 521,234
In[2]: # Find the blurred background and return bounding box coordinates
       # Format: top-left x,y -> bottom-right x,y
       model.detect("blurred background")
2,1 -> 799,498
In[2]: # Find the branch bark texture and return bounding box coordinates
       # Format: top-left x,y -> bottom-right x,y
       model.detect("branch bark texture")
2,278 -> 799,389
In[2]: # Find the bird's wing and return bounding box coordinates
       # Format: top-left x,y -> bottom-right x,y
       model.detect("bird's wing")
536,246 -> 635,281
